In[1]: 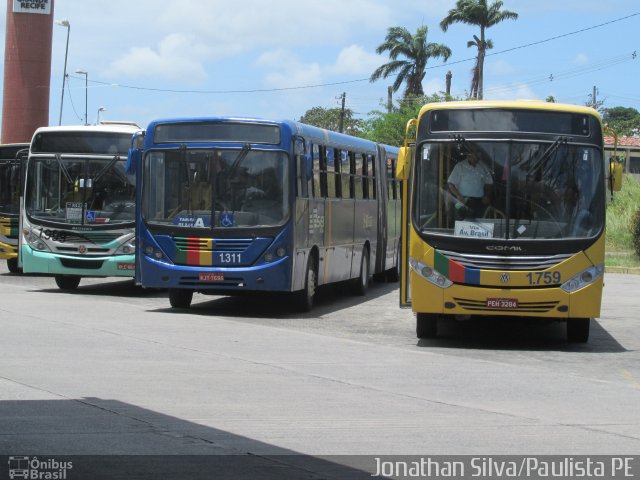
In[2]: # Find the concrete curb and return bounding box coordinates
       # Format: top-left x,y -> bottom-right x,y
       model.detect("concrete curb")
605,266 -> 640,275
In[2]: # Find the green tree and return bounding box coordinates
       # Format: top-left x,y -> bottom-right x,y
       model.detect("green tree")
602,106 -> 640,137
370,25 -> 451,100
440,0 -> 518,100
299,106 -> 363,135
362,93 -> 459,146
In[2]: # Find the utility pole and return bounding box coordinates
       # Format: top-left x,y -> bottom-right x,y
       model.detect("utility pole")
387,86 -> 393,113
446,71 -> 452,97
592,86 -> 597,108
338,92 -> 346,133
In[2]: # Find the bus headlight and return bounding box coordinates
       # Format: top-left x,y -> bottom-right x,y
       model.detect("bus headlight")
141,242 -> 167,262
22,228 -> 52,252
409,257 -> 452,289
116,238 -> 136,255
560,264 -> 604,293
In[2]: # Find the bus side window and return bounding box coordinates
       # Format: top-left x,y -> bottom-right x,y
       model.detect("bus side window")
370,155 -> 377,199
326,147 -> 336,198
319,145 -> 328,198
354,153 -> 364,200
388,158 -> 396,200
327,148 -> 342,198
348,151 -> 356,199
341,150 -> 352,199
362,154 -> 370,199
312,144 -> 321,198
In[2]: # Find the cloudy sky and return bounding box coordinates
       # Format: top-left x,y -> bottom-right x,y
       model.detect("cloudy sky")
1,0 -> 638,129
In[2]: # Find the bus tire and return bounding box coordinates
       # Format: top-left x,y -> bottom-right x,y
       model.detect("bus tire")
7,258 -> 19,274
416,313 -> 438,339
169,289 -> 193,309
54,275 -> 81,290
351,246 -> 369,296
294,257 -> 317,312
567,318 -> 590,343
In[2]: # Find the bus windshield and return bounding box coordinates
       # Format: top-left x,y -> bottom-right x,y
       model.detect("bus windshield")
0,157 -> 22,215
142,148 -> 289,228
25,154 -> 135,226
415,140 -> 604,240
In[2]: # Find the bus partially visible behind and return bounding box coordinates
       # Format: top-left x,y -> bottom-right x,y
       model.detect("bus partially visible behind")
21,124 -> 140,289
0,143 -> 29,272
129,117 -> 401,310
396,100 -> 622,342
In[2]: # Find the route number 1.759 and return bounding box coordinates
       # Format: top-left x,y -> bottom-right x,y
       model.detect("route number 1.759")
526,271 -> 561,285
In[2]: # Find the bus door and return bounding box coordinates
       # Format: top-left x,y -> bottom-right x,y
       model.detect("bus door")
396,143 -> 413,308
374,145 -> 388,276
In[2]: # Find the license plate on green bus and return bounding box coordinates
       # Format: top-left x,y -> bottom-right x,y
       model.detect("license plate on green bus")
486,298 -> 518,309
199,272 -> 224,282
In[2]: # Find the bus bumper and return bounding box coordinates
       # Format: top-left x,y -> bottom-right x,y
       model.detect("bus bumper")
411,272 -> 603,319
138,254 -> 291,293
21,245 -> 135,277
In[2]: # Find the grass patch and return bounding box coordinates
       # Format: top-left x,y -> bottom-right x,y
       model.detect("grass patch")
606,175 -> 640,267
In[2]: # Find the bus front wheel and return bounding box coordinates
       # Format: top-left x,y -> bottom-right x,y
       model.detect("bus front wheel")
7,258 -> 19,274
55,275 -> 81,290
567,318 -> 590,343
169,289 -> 193,309
416,313 -> 438,339
294,257 -> 317,312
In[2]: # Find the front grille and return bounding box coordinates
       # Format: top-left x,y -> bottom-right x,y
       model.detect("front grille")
453,297 -> 559,313
56,246 -> 111,254
58,232 -> 122,244
439,249 -> 572,271
174,237 -> 253,253
59,258 -> 104,269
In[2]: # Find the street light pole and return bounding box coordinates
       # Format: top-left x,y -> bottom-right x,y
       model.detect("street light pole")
97,106 -> 106,125
75,69 -> 88,125
55,20 -> 70,126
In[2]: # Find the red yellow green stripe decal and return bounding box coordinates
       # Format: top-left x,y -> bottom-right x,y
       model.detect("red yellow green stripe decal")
175,237 -> 214,266
434,250 -> 480,285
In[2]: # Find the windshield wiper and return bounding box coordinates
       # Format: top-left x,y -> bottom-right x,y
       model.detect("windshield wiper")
228,144 -> 251,178
93,155 -> 121,184
54,153 -> 74,185
530,136 -> 568,173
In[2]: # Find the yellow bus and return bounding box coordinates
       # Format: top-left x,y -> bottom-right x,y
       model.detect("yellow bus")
0,143 -> 29,273
396,101 -> 622,342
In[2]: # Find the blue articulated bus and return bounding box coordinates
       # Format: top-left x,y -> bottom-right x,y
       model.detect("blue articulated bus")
129,117 -> 401,311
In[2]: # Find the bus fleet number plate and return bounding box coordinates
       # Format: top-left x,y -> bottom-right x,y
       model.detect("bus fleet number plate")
199,272 -> 224,282
486,298 -> 518,309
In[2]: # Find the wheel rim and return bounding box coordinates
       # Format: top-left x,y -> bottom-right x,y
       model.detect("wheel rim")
307,266 -> 316,301
361,251 -> 369,287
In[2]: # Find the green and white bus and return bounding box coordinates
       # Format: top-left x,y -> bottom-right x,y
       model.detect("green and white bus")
21,124 -> 140,289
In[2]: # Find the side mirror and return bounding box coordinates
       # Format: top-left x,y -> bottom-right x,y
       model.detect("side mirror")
396,146 -> 412,181
610,159 -> 623,192
126,149 -> 141,175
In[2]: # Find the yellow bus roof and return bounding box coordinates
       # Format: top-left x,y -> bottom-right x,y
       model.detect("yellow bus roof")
417,100 -> 601,120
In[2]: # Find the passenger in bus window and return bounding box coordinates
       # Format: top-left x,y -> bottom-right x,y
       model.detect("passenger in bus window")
447,149 -> 494,218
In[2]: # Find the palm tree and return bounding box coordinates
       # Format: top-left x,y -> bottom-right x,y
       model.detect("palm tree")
370,25 -> 451,101
440,0 -> 518,100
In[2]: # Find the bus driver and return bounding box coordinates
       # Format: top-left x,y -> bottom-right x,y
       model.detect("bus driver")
447,149 -> 493,218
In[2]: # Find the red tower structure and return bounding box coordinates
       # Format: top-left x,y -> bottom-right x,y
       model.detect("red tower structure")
2,0 -> 55,144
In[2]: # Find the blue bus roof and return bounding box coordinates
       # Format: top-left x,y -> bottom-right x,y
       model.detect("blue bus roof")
144,116 -> 398,153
